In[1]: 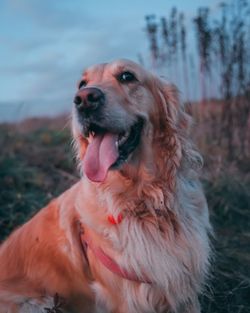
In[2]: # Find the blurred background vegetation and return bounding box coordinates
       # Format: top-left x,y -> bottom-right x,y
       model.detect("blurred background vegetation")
143,2 -> 250,311
0,1 -> 250,312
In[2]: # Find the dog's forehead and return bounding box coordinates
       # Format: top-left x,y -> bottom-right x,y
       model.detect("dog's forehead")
82,63 -> 106,78
108,59 -> 144,73
82,59 -> 148,79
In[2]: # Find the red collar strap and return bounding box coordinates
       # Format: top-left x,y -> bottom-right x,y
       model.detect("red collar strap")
107,213 -> 123,225
80,218 -> 151,284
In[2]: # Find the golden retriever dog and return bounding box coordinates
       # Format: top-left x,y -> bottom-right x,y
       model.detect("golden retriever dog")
0,59 -> 211,313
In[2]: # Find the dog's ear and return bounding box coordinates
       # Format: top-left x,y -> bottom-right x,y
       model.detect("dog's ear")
150,75 -> 191,134
148,76 -> 192,139
155,77 -> 180,125
150,75 -> 202,172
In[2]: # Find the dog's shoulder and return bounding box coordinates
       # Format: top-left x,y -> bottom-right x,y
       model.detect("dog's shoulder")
0,181 -> 82,259
55,180 -> 82,211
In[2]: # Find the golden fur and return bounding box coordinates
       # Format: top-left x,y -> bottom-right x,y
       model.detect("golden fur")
0,60 -> 211,313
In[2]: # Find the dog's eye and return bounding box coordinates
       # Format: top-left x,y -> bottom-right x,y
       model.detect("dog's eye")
79,80 -> 87,89
117,71 -> 137,83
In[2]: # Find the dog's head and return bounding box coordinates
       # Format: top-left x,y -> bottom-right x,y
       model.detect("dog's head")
72,59 -> 192,184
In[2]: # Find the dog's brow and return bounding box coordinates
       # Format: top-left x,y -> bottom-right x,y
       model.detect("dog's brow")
115,65 -> 128,72
113,65 -> 137,76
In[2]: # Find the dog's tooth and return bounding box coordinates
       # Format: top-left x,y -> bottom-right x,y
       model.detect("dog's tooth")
123,131 -> 129,142
88,137 -> 92,143
124,131 -> 129,139
88,132 -> 94,143
117,129 -> 131,147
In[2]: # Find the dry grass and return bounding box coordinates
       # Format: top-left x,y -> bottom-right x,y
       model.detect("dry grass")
0,115 -> 249,313
0,115 -> 78,239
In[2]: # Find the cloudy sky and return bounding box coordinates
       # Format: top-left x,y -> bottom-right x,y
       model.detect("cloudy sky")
0,0 -> 220,121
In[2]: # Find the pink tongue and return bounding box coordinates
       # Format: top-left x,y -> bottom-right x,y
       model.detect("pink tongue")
83,133 -> 119,182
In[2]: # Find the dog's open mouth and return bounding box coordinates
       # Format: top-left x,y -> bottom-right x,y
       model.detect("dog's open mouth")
82,118 -> 144,182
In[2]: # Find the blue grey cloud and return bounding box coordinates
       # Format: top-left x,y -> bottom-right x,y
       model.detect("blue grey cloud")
0,0 -> 220,121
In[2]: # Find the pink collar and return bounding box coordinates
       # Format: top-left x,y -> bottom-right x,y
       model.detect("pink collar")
80,217 -> 151,284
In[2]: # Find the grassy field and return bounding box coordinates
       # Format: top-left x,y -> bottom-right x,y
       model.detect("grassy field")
0,115 -> 249,313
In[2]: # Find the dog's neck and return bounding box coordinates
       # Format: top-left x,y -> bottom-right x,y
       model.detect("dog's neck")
84,162 -> 178,223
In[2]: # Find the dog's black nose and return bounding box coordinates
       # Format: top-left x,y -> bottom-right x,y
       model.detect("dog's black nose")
74,87 -> 104,112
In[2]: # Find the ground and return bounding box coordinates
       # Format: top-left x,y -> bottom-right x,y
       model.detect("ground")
0,115 -> 249,313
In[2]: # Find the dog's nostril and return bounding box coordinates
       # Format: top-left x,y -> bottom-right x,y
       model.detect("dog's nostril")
87,93 -> 96,103
74,96 -> 82,106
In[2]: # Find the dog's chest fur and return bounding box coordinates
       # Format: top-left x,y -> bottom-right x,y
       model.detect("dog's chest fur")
75,177 -> 210,313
